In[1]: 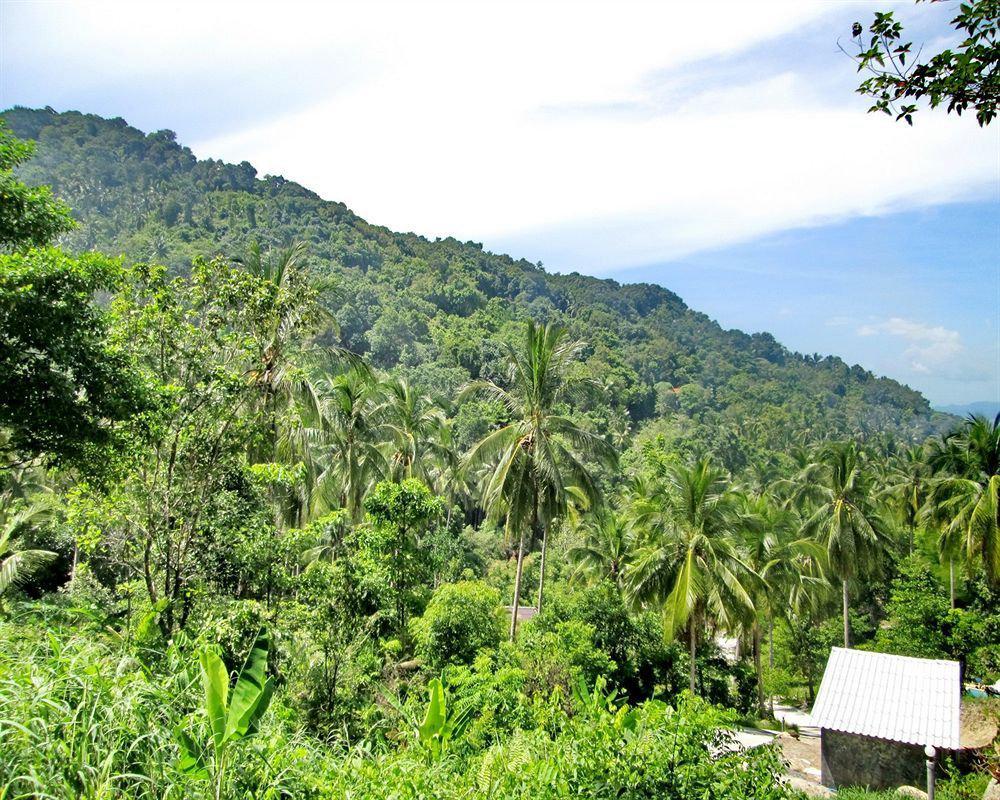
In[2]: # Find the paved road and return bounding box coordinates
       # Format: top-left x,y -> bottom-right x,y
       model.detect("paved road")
773,702 -> 819,738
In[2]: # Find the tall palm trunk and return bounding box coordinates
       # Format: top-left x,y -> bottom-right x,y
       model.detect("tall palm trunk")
509,524 -> 526,641
842,579 -> 851,648
689,616 -> 698,695
536,521 -> 549,613
753,622 -> 765,716
768,615 -> 776,715
949,560 -> 956,609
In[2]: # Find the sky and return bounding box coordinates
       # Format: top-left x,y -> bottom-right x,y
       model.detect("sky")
2,0 -> 998,406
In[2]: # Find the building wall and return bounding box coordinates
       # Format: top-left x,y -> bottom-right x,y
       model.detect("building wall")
820,728 -> 927,790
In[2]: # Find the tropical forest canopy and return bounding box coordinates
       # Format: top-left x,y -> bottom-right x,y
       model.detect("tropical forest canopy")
2,107 -> 949,464
0,108 -> 998,800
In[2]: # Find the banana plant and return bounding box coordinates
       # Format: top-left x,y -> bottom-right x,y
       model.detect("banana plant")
416,677 -> 472,763
175,628 -> 275,800
571,674 -> 619,716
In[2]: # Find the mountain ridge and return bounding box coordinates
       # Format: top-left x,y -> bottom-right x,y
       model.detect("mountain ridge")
935,401 -> 1000,419
1,106 -> 951,465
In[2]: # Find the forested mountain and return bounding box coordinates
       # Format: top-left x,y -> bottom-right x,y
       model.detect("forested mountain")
2,107 -> 946,469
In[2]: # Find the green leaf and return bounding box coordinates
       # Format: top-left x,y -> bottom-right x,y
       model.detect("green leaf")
174,726 -> 209,780
417,677 -> 446,747
199,648 -> 229,751
225,627 -> 273,741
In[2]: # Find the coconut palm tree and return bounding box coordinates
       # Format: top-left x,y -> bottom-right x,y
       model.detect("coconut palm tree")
568,507 -> 635,589
461,321 -> 615,638
880,445 -> 931,554
793,441 -> 892,647
934,414 -> 1000,586
0,497 -> 57,600
381,378 -> 448,483
423,416 -> 477,529
736,491 -> 824,715
314,367 -> 387,522
627,457 -> 757,694
237,241 -> 317,459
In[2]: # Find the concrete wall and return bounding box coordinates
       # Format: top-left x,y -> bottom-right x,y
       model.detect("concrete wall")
820,728 -> 927,790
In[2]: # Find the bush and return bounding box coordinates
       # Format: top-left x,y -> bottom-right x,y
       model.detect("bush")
530,581 -> 686,701
510,618 -> 615,700
413,580 -> 503,669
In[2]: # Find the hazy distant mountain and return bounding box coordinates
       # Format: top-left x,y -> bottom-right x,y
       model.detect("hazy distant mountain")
935,401 -> 1000,419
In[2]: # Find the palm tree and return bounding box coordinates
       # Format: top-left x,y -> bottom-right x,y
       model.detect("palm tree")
0,497 -> 57,601
461,321 -> 615,638
568,507 -> 635,589
381,378 -> 448,483
736,491 -> 824,715
793,441 -> 892,647
880,445 -> 931,554
934,413 -> 1000,586
237,241 -> 318,461
425,417 -> 481,530
314,367 -> 387,522
929,496 -> 964,608
627,457 -> 757,694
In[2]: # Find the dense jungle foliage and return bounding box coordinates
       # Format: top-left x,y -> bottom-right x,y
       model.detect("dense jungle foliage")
1,107 -> 952,465
0,111 -> 998,799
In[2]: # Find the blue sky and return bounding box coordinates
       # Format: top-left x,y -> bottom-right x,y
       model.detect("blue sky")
2,1 -> 998,405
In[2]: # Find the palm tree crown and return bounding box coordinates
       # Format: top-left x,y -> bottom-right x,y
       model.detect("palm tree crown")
627,457 -> 757,693
793,441 -> 891,646
462,321 -> 615,636
934,414 -> 1000,586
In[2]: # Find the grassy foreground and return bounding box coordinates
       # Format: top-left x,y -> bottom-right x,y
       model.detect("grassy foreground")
0,604 -> 792,800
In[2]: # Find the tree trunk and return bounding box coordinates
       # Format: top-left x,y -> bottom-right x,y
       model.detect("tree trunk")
842,579 -> 851,648
509,526 -> 526,641
949,560 -> 956,609
753,622 -> 765,716
768,616 -> 775,716
536,522 -> 549,613
689,617 -> 698,695
768,616 -> 774,668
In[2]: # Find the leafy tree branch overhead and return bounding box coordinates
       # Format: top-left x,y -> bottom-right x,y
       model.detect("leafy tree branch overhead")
848,0 -> 999,125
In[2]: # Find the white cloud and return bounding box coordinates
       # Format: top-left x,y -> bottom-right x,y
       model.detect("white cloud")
857,317 -> 967,375
3,1 -> 997,272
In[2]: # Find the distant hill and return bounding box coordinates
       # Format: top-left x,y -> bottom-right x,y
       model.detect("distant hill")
1,106 -> 953,468
935,401 -> 1000,419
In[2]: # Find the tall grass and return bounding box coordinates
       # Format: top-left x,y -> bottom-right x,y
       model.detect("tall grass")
0,608 -> 195,799
0,604 -> 798,800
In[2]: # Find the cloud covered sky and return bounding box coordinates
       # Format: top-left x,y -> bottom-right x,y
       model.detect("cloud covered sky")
2,0 -> 998,405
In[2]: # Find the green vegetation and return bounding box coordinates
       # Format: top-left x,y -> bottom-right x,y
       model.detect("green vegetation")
0,114 -> 997,798
849,0 -> 999,126
2,107 -> 950,463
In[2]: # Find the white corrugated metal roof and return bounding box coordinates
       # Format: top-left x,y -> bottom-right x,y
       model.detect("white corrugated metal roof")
809,647 -> 961,750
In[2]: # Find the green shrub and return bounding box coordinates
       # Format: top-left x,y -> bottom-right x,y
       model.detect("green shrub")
511,619 -> 615,699
528,581 -> 686,701
412,580 -> 503,668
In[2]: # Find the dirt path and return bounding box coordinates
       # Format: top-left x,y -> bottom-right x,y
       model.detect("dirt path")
770,702 -> 827,794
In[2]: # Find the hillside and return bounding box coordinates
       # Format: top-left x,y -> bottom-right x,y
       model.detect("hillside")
2,106 -> 947,467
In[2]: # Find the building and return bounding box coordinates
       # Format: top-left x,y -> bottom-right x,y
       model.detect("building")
505,605 -> 537,624
809,647 -> 961,791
